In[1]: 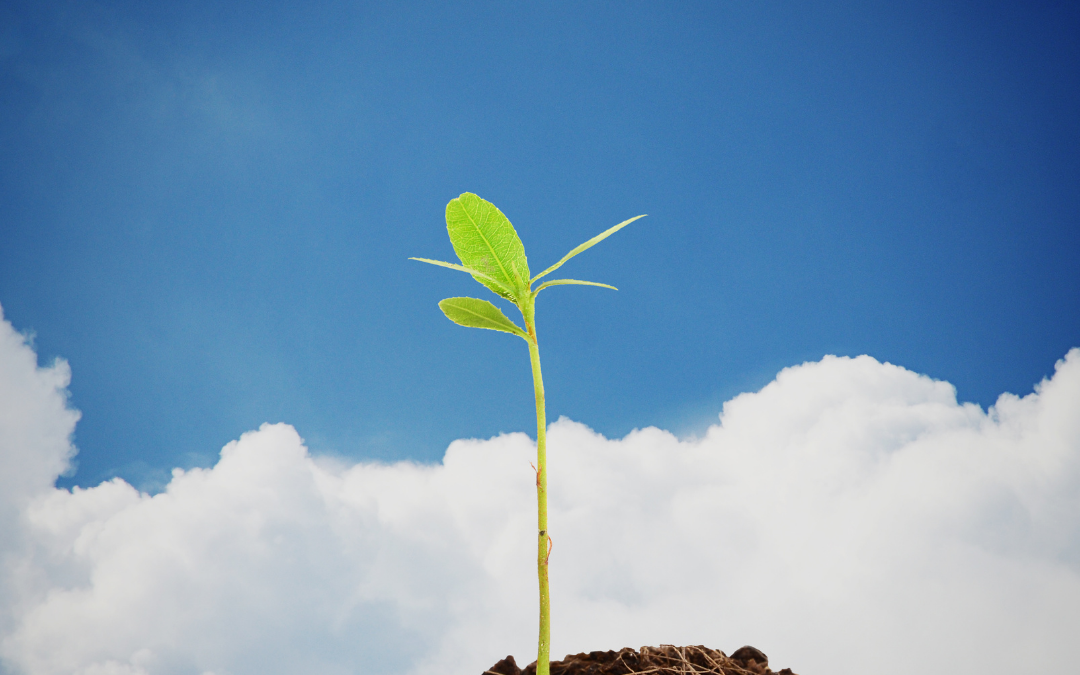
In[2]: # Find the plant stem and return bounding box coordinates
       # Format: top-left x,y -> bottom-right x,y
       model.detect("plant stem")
525,307 -> 550,675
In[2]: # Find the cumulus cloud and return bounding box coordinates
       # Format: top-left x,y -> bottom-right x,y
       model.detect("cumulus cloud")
0,306 -> 1077,675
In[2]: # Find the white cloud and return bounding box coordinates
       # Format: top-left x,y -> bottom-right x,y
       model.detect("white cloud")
0,306 -> 1077,675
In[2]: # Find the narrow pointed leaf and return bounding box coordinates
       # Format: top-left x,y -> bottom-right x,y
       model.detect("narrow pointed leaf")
438,297 -> 529,339
532,214 -> 646,283
446,193 -> 531,301
409,258 -> 516,297
534,279 -> 618,295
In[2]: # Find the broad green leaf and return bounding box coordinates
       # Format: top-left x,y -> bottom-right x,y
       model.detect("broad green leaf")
409,258 -> 516,297
534,279 -> 617,295
446,193 -> 530,301
438,297 -> 529,339
531,214 -> 646,283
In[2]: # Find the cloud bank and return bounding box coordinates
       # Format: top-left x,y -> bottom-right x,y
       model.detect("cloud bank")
0,307 -> 1077,675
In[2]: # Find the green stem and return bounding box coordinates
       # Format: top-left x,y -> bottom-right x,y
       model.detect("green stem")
525,304 -> 550,675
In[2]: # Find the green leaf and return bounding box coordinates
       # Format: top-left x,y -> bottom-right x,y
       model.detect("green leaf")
438,297 -> 529,339
409,258 -> 516,297
534,279 -> 618,294
531,214 -> 646,283
445,193 -> 531,301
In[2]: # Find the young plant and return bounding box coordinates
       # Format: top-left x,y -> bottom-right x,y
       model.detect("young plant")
411,193 -> 645,675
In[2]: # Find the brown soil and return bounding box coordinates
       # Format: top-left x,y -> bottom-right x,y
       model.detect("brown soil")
485,645 -> 798,675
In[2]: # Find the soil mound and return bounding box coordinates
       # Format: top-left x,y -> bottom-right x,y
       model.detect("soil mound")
485,644 -> 797,675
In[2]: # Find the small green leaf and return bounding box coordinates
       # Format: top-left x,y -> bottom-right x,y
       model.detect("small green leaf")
534,279 -> 618,295
446,193 -> 531,301
438,297 -> 529,339
409,258 -> 516,297
531,214 -> 646,283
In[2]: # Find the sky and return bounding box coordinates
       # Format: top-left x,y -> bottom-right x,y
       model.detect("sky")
0,1 -> 1078,673
0,1 -> 1075,490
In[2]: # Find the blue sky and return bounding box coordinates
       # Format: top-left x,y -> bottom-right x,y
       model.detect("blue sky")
1,0 -> 1077,491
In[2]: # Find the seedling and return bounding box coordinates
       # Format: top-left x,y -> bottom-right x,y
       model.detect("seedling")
411,193 -> 645,675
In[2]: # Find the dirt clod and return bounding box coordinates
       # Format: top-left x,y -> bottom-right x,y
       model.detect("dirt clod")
484,645 -> 798,675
